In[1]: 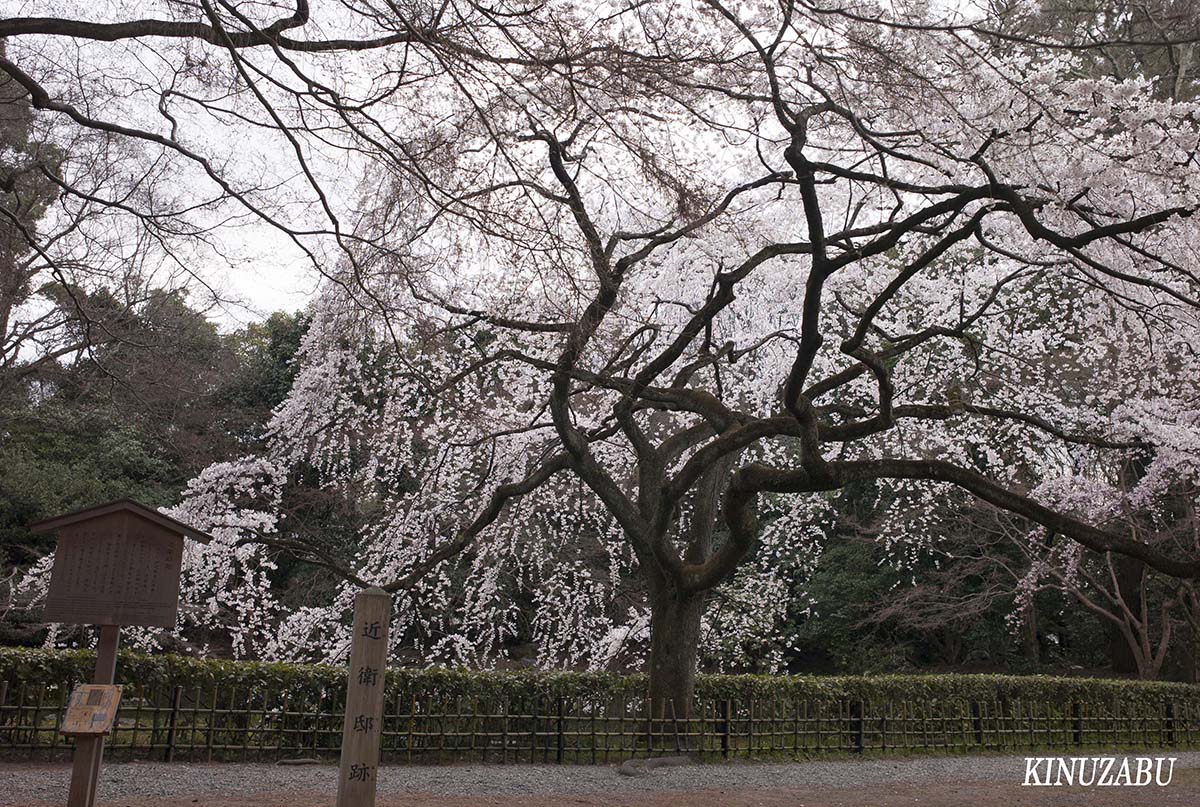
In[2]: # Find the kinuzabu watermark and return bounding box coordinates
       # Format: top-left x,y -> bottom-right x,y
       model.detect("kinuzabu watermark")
1023,757 -> 1176,787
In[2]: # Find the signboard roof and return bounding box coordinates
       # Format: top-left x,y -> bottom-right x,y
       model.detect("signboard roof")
31,499 -> 213,544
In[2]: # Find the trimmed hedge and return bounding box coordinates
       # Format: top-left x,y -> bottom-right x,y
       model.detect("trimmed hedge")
4,648 -> 1199,763
3,647 -> 1198,707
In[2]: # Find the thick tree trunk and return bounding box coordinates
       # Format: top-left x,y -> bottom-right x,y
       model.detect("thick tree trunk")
648,589 -> 706,719
1109,555 -> 1145,675
1186,617 -> 1200,685
1021,604 -> 1040,662
1112,448 -> 1152,675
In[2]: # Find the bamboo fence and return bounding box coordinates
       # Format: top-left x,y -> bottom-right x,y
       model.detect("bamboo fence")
1,677 -> 1196,763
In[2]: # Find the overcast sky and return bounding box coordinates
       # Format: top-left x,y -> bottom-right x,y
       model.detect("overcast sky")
206,225 -> 323,330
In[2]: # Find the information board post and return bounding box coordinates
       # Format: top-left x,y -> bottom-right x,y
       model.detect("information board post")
31,500 -> 212,807
67,625 -> 119,807
336,588 -> 392,807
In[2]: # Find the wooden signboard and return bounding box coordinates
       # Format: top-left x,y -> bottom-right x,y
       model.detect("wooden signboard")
337,588 -> 392,807
31,500 -> 212,807
36,499 -> 211,628
61,685 -> 122,737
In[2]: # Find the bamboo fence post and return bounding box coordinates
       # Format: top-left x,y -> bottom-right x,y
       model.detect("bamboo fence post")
164,685 -> 182,762
556,697 -> 565,764
719,699 -> 729,759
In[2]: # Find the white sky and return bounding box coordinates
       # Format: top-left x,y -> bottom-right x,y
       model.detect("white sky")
205,232 -> 323,329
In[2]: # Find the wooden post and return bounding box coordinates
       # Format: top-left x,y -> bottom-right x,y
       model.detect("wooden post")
556,697 -> 565,763
880,701 -> 887,752
33,502 -> 212,806
165,685 -> 183,762
719,699 -> 730,759
336,588 -> 391,807
67,624 -> 119,807
850,699 -> 864,753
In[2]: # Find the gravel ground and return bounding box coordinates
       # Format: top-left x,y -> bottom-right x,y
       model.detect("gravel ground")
1,752 -> 1198,806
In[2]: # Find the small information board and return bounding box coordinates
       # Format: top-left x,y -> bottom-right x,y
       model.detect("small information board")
61,685 -> 122,737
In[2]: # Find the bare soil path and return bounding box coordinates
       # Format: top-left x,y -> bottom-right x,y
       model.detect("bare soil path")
1,753 -> 1196,806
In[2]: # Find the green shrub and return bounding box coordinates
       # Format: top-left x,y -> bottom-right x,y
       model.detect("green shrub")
2,647 -> 1197,708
